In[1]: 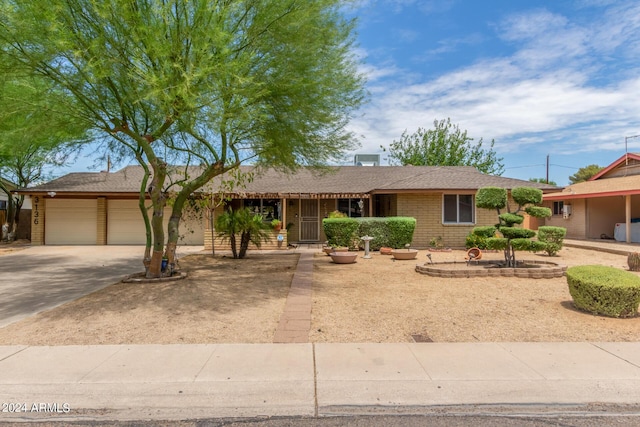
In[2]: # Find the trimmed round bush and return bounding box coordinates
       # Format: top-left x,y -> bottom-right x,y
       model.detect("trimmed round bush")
511,186 -> 543,205
499,213 -> 524,225
475,187 -> 507,210
500,227 -> 536,239
566,265 -> 640,318
537,226 -> 567,256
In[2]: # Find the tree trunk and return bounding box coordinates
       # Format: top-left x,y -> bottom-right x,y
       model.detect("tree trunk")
146,159 -> 167,278
230,233 -> 238,258
239,231 -> 251,259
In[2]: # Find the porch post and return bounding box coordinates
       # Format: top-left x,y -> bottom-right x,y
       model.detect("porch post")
626,195 -> 631,243
281,197 -> 287,224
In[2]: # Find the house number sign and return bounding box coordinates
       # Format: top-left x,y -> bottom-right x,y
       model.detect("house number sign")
33,196 -> 39,225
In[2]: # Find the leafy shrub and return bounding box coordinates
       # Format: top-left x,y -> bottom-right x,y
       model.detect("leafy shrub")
500,227 -> 536,239
465,232 -> 488,249
475,187 -> 507,209
476,186 -> 551,267
537,226 -> 566,256
322,217 -> 359,248
385,217 -> 417,249
324,216 -> 416,250
499,213 -> 524,225
566,265 -> 640,318
328,210 -> 347,218
511,186 -> 543,205
354,218 -> 389,250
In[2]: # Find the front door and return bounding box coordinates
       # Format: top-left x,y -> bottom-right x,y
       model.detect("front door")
300,199 -> 319,241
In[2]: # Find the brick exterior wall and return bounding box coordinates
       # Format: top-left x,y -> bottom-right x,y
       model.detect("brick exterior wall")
396,193 -> 525,248
204,205 -> 288,251
543,199 -> 587,239
30,195 -> 45,245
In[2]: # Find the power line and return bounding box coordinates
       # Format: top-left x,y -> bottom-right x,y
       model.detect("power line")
504,164 -> 545,170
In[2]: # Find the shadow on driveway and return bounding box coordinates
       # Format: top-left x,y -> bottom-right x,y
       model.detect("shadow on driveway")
0,246 -> 202,328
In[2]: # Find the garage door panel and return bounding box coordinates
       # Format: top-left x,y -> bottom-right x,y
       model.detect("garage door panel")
45,199 -> 97,245
108,200 -> 203,245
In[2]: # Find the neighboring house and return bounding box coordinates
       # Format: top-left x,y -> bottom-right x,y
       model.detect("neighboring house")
543,153 -> 640,243
1,177 -> 32,240
18,165 -> 558,248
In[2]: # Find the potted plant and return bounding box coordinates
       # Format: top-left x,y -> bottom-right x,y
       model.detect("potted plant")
271,219 -> 282,231
428,236 -> 451,252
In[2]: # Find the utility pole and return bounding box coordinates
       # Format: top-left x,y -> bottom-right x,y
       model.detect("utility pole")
546,154 -> 549,184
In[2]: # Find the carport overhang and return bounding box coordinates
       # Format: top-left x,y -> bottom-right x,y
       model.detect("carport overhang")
544,190 -> 640,243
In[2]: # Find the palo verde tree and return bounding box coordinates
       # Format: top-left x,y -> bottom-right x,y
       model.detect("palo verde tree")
384,118 -> 505,175
472,186 -> 551,267
0,75 -> 87,241
0,0 -> 365,277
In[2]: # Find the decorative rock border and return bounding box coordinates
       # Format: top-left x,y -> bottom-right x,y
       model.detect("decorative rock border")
416,260 -> 567,279
122,272 -> 188,283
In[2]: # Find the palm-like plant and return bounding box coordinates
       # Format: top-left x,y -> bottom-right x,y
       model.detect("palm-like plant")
215,208 -> 272,259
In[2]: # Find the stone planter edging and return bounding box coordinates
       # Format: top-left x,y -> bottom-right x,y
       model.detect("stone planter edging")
416,260 -> 567,279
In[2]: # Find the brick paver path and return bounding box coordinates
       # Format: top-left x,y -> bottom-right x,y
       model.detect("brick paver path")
273,250 -> 314,343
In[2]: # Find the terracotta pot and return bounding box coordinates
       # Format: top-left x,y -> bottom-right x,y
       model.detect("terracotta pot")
380,247 -> 393,255
391,248 -> 418,260
330,252 -> 358,264
322,247 -> 334,255
333,247 -> 349,252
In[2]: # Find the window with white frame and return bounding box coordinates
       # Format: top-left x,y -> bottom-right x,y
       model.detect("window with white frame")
443,194 -> 474,224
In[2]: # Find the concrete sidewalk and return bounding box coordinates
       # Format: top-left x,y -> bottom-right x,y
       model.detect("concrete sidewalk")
1,342 -> 640,422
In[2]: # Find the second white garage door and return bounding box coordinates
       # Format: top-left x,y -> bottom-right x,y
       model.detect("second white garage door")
107,200 -> 204,245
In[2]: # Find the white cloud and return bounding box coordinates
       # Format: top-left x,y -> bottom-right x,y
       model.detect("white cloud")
348,1 -> 640,165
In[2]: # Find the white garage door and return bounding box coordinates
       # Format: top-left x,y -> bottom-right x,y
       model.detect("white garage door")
107,200 -> 204,245
45,199 -> 97,245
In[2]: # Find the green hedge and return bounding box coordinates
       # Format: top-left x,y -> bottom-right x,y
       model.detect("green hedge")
322,217 -> 359,248
566,265 -> 640,318
354,218 -> 389,250
322,217 -> 416,250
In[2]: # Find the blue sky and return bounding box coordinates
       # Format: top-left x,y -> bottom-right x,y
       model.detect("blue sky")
344,0 -> 640,185
62,0 -> 640,186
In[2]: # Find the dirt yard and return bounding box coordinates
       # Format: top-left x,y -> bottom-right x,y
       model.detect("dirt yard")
0,246 -> 638,345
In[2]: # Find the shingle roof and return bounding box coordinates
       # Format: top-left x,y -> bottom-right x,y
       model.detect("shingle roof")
21,165 -> 559,196
544,175 -> 640,200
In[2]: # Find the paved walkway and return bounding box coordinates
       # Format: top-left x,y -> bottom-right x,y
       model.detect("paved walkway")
564,237 -> 640,255
273,250 -> 314,343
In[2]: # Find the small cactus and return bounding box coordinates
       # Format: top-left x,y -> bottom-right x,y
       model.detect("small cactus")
628,252 -> 640,271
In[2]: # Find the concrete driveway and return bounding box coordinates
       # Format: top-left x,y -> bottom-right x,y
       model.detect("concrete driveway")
0,245 -> 204,328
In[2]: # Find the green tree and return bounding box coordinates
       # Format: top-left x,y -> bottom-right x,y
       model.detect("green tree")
0,76 -> 87,240
569,164 -> 604,184
0,0 -> 365,276
528,178 -> 557,186
385,118 -> 505,175
472,186 -> 551,267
